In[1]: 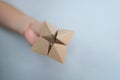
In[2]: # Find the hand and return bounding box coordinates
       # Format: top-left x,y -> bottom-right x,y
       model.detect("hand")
23,20 -> 42,45
0,1 -> 42,45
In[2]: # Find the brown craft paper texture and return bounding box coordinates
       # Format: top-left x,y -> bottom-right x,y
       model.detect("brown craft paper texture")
32,21 -> 74,63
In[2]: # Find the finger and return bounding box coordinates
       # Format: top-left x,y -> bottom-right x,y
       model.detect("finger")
30,21 -> 43,36
24,27 -> 38,45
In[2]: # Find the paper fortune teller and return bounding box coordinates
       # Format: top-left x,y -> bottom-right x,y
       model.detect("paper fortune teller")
32,21 -> 74,63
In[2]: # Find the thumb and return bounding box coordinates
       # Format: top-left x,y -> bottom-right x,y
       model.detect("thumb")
24,27 -> 38,45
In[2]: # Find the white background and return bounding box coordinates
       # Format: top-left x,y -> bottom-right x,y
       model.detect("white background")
0,0 -> 120,80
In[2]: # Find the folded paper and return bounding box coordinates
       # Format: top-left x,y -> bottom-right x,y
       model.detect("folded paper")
32,21 -> 74,63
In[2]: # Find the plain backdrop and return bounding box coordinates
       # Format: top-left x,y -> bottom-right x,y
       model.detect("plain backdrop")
0,0 -> 120,80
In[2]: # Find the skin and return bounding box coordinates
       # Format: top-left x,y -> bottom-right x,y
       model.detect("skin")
0,1 -> 42,45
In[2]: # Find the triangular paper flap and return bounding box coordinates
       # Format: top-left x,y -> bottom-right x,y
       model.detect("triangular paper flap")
32,37 -> 49,55
56,29 -> 74,45
48,43 -> 67,63
40,21 -> 57,38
